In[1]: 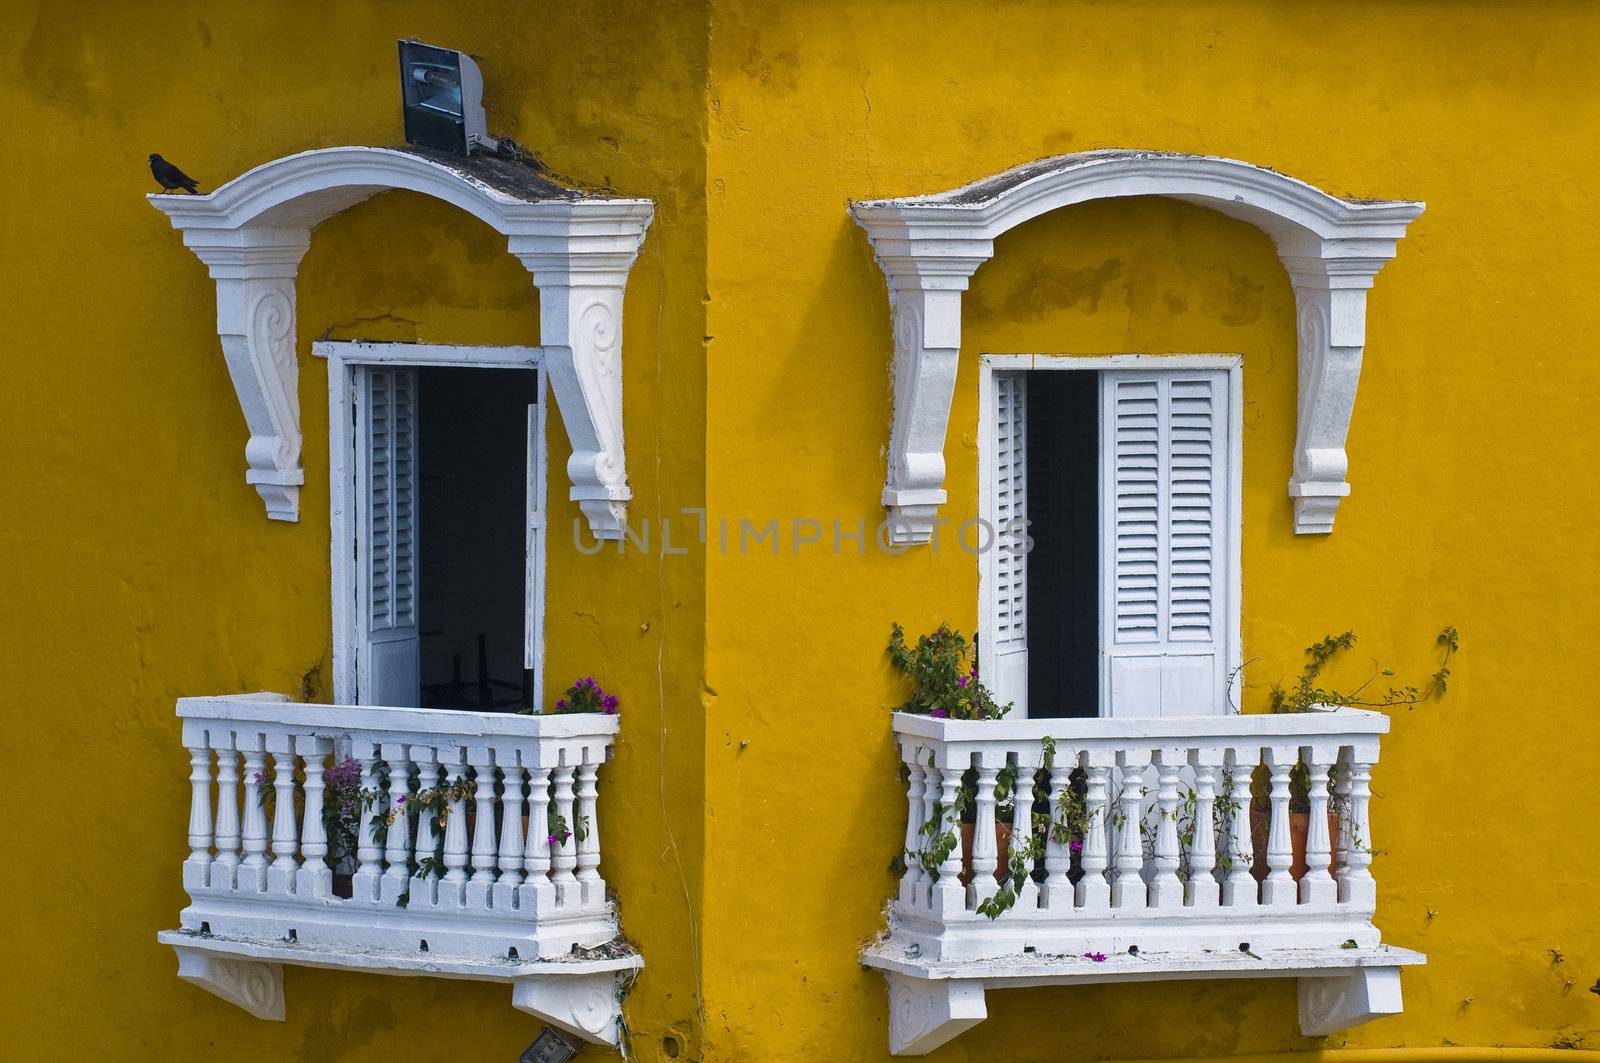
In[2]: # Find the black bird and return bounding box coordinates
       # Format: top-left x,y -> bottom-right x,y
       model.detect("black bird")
149,154 -> 201,194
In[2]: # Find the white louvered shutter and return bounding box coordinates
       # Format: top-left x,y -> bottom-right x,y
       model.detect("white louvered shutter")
1099,369 -> 1230,717
358,366 -> 421,707
524,364 -> 547,678
985,372 -> 1029,715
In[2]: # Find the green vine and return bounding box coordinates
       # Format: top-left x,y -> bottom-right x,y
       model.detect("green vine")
1267,627 -> 1458,715
887,623 -> 1012,720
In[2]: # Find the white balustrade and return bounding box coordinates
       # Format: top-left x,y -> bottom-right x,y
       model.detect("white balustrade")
887,708 -> 1389,961
173,694 -> 622,962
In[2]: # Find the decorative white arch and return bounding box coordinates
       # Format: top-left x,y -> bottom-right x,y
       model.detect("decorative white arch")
850,150 -> 1424,540
150,145 -> 654,538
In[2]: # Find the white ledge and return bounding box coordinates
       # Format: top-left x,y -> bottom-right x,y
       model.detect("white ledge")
176,691 -> 621,741
891,706 -> 1388,745
150,145 -> 653,538
863,940 -> 1424,1054
851,150 -> 1424,540
161,930 -> 641,1047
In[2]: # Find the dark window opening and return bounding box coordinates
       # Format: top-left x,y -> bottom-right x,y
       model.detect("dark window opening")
1025,369 -> 1100,718
416,366 -> 535,710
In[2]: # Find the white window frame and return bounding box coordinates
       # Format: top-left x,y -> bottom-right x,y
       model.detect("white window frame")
315,341 -> 547,707
978,353 -> 1244,718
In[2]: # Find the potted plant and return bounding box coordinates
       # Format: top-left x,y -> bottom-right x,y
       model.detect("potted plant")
1249,628 -> 1458,881
321,756 -> 366,898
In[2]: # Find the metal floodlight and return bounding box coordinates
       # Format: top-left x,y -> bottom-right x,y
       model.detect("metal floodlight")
519,1027 -> 579,1063
398,39 -> 497,155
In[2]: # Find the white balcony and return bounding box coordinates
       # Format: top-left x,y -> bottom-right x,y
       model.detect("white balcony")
160,694 -> 638,1048
863,708 -> 1423,1055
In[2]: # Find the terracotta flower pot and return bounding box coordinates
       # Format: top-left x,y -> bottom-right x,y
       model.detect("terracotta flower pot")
959,820 -> 1013,886
1250,808 -> 1342,882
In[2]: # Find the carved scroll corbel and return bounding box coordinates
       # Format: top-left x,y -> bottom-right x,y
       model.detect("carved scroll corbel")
532,278 -> 631,539
1286,269 -> 1374,534
188,232 -> 311,521
883,287 -> 962,544
516,208 -> 650,542
875,244 -> 991,545
512,970 -> 629,1048
173,945 -> 286,1021
885,973 -> 987,1055
1298,966 -> 1404,1035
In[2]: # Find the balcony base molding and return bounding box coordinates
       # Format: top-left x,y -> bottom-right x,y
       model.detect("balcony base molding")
160,930 -> 641,1048
864,940 -> 1424,1055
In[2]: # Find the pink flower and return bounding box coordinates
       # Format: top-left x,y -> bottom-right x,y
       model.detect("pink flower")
324,756 -> 361,789
1069,839 -> 1083,853
252,771 -> 265,786
602,694 -> 620,712
1084,951 -> 1107,962
396,795 -> 406,805
957,675 -> 969,687
930,708 -> 949,719
547,833 -> 560,846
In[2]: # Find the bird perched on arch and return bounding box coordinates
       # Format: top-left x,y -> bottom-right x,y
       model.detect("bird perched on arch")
149,154 -> 201,194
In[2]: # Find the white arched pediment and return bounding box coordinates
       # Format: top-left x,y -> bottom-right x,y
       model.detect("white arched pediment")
151,145 -> 654,538
851,150 -> 1424,539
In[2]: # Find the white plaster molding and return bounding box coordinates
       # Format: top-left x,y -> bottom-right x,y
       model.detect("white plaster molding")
851,150 -> 1423,539
885,973 -> 987,1056
512,970 -> 631,1048
865,944 -> 1423,1055
162,931 -> 638,1048
173,944 -> 285,1021
151,146 -> 652,537
1298,965 -> 1405,1035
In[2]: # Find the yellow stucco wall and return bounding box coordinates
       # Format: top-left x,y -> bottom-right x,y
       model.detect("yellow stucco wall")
703,1 -> 1599,1060
4,1 -> 1600,1061
1,1 -> 707,1059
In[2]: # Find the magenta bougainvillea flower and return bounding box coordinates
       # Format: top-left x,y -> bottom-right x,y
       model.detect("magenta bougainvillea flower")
324,756 -> 361,789
1083,951 -> 1107,962
540,676 -> 621,715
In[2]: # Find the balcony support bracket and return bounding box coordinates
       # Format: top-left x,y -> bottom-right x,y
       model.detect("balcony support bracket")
161,926 -> 640,1048
886,973 -> 987,1056
865,940 -> 1423,1055
512,970 -> 631,1049
173,944 -> 286,1022
1298,964 -> 1404,1036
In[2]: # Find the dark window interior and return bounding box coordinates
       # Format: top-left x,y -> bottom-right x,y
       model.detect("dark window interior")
416,366 -> 536,710
1025,370 -> 1100,718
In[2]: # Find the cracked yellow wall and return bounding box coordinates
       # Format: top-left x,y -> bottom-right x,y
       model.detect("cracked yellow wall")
1,1 -> 705,1060
703,1 -> 1599,1059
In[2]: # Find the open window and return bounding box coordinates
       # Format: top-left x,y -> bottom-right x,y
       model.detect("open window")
980,358 -> 1240,719
322,342 -> 546,711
